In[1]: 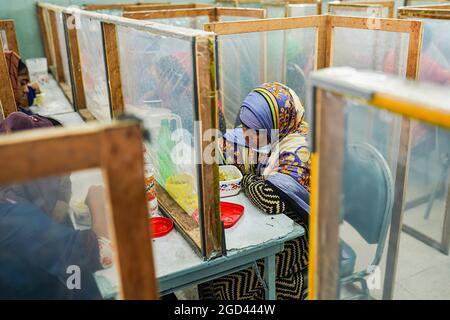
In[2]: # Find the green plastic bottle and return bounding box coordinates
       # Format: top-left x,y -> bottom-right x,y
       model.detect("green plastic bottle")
157,119 -> 177,186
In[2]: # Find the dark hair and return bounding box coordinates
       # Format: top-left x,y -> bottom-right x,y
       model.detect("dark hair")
18,60 -> 28,74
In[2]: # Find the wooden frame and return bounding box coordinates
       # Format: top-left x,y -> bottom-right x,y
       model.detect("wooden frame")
123,7 -> 266,22
396,4 -> 450,261
204,15 -> 421,76
216,0 -> 322,17
0,36 -> 17,119
37,5 -> 54,67
328,2 -> 385,18
308,68 -> 450,300
63,12 -> 87,112
0,122 -> 158,299
340,1 -> 395,18
36,2 -> 224,259
0,20 -> 20,55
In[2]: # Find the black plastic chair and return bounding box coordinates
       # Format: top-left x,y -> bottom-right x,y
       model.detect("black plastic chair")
338,143 -> 394,300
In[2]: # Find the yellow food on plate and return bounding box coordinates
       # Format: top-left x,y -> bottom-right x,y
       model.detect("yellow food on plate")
165,173 -> 198,215
219,167 -> 240,181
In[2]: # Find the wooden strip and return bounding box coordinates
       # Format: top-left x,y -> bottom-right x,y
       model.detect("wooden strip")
314,88 -> 345,300
318,15 -> 329,69
215,7 -> 267,18
330,15 -> 421,33
36,5 -> 54,67
398,8 -> 450,20
0,125 -> 102,184
204,15 -> 323,35
0,36 -> 17,119
194,35 -> 223,258
124,8 -> 214,20
83,2 -> 167,11
0,122 -> 158,299
102,23 -> 124,118
49,10 -> 65,82
101,124 -> 158,299
124,3 -> 213,12
324,15 -> 333,68
156,184 -> 202,252
405,20 -> 422,80
0,20 -> 20,55
64,13 -> 86,111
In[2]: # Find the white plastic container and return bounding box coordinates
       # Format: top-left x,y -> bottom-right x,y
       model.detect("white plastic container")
219,165 -> 243,198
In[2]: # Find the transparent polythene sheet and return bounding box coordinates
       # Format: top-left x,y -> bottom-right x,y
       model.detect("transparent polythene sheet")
218,27 -> 317,128
329,7 -> 383,17
77,16 -> 110,122
418,18 -> 450,85
288,4 -> 319,17
56,12 -> 72,87
264,4 -> 286,18
219,15 -> 261,22
116,26 -> 200,219
403,119 -> 450,243
332,27 -> 410,77
149,16 -> 210,30
1,30 -> 8,50
0,167 -> 120,300
319,90 -> 450,300
330,94 -> 400,299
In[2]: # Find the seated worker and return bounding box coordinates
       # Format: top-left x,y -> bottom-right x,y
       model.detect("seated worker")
4,50 -> 41,113
200,82 -> 310,300
0,112 -> 112,299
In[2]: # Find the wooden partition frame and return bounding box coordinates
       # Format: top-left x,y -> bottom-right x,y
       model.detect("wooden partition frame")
205,15 -> 422,299
396,5 -> 450,260
328,2 -> 385,18
0,122 -> 158,299
123,7 -> 266,22
309,68 -> 450,300
398,4 -> 450,19
36,2 -> 224,259
217,0 -> 322,16
0,20 -> 20,55
204,15 -> 421,77
0,36 -> 17,119
340,1 -> 395,18
36,4 -> 74,104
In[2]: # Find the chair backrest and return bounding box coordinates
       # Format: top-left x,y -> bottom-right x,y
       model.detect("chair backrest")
341,143 -> 394,264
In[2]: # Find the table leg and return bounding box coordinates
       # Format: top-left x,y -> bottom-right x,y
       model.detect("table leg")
264,255 -> 276,300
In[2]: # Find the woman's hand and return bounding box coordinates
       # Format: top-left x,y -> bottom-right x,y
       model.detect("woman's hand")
85,185 -> 109,239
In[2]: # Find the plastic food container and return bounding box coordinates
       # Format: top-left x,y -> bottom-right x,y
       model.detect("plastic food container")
219,165 -> 243,198
150,217 -> 173,238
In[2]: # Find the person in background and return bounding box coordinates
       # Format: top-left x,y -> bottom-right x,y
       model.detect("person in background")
4,50 -> 41,113
0,112 -> 111,299
200,82 -> 310,300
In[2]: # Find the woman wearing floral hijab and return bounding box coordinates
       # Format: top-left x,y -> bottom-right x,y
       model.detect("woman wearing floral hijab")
200,82 -> 310,300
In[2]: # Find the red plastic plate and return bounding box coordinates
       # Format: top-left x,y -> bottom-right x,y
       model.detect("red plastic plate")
191,202 -> 245,228
150,217 -> 174,238
220,202 -> 245,229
